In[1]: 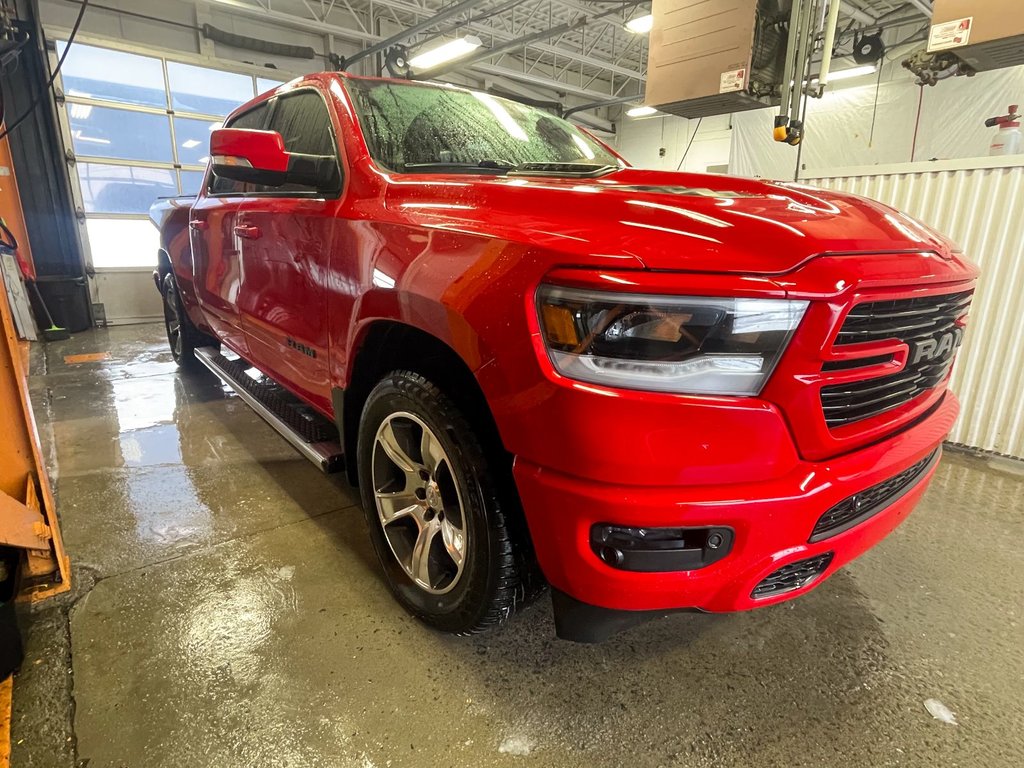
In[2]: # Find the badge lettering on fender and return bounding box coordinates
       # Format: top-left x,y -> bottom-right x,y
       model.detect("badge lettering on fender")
286,337 -> 317,359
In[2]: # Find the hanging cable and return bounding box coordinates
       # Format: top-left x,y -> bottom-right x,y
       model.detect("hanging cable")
0,0 -> 91,141
676,116 -> 702,171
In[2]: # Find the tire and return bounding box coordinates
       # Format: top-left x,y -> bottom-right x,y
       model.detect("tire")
162,272 -> 216,368
357,370 -> 530,634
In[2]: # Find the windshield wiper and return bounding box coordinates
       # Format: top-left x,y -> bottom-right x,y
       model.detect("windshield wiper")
402,160 -> 516,174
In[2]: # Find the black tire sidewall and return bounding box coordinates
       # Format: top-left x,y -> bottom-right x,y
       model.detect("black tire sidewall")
162,273 -> 189,363
357,372 -> 500,633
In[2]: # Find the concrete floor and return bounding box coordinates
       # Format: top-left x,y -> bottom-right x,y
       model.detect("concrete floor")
11,323 -> 1024,768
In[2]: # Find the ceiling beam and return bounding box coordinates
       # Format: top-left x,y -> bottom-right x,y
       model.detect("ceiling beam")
369,0 -> 646,80
342,0 -> 492,67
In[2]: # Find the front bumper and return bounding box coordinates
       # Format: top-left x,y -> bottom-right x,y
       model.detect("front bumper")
514,392 -> 957,614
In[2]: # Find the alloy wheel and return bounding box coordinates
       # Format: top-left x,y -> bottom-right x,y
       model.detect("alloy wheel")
371,411 -> 468,594
163,276 -> 182,358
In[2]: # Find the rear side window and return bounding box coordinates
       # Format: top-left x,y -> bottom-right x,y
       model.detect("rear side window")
208,103 -> 269,195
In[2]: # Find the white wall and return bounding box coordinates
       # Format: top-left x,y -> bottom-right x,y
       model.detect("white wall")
614,56 -> 1024,180
733,64 -> 1024,181
614,113 -> 732,173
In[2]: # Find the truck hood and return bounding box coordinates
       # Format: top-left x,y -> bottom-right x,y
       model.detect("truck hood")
383,167 -> 956,274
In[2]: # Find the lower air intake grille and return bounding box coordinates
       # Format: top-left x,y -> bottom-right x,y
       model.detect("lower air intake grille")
751,553 -> 834,600
810,448 -> 939,542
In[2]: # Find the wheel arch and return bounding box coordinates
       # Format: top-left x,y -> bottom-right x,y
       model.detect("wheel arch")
340,320 -> 504,488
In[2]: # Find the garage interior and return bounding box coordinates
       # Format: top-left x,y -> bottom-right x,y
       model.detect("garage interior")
0,0 -> 1022,766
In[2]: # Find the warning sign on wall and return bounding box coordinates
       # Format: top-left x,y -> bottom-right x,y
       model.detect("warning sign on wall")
719,68 -> 746,94
928,17 -> 972,52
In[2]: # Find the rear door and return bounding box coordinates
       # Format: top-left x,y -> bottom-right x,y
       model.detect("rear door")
236,89 -> 342,414
189,102 -> 270,357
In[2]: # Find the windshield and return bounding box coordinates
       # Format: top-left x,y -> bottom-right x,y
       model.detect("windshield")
346,78 -> 620,173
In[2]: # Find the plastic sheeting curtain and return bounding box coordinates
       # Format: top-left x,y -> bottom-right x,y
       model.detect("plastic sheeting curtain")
730,65 -> 1024,180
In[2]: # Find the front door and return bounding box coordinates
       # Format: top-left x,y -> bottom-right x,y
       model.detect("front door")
236,89 -> 342,415
190,101 -> 272,358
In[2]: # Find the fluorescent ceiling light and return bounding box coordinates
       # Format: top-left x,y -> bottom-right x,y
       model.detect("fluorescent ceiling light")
625,14 -> 653,34
69,104 -> 93,120
408,35 -> 482,71
571,133 -> 596,159
182,139 -> 201,149
473,93 -> 528,141
826,64 -> 877,81
626,105 -> 658,118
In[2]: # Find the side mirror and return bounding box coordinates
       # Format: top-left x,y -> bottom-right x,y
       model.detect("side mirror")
209,128 -> 339,192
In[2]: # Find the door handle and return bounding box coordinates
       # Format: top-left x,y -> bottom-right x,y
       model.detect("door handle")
189,220 -> 208,231
233,224 -> 262,240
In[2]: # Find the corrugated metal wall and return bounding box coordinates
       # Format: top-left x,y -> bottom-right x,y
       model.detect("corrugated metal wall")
808,161 -> 1024,458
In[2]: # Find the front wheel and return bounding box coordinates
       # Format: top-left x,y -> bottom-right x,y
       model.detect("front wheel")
357,370 -> 530,634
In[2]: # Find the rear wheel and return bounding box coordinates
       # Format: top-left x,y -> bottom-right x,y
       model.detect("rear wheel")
357,370 -> 529,634
162,272 -> 216,368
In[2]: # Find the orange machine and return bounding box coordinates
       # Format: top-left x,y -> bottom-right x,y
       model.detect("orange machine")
0,131 -> 68,598
0,132 -> 34,280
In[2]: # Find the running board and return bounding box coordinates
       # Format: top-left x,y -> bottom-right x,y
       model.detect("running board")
193,347 -> 344,473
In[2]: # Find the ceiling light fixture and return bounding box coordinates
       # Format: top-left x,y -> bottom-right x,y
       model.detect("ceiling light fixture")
625,14 -> 653,34
626,105 -> 658,118
824,64 -> 877,81
408,35 -> 482,71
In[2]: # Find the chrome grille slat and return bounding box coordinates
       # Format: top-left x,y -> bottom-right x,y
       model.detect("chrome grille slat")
835,290 -> 973,346
821,382 -> 922,412
821,290 -> 973,428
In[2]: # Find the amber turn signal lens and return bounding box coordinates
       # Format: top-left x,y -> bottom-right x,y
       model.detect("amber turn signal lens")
541,304 -> 579,347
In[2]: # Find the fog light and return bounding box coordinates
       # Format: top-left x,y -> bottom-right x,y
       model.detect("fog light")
590,524 -> 734,573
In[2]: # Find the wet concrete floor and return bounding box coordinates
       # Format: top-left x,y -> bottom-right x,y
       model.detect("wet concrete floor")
11,323 -> 1024,767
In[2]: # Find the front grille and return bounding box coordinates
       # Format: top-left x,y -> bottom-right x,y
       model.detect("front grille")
751,553 -> 834,599
821,290 -> 972,427
810,448 -> 939,542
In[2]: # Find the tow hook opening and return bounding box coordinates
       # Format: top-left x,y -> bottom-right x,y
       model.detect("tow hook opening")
589,524 -> 734,573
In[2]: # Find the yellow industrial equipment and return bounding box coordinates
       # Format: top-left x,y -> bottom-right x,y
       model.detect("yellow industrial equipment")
0,260 -> 69,598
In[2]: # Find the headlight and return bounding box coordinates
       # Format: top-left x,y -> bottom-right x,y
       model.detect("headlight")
537,285 -> 808,395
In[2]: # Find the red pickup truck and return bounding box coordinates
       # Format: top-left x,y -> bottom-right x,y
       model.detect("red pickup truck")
151,72 -> 977,641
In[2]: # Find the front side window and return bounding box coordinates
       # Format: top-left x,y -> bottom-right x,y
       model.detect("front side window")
209,91 -> 341,196
268,91 -> 336,156
346,78 -> 619,173
208,103 -> 270,195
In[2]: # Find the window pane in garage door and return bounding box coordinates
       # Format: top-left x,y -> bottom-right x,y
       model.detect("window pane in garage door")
257,77 -> 284,95
57,42 -> 166,108
180,170 -> 207,196
167,62 -> 255,116
86,219 -> 160,269
174,116 -> 221,166
68,105 -> 173,163
78,164 -> 177,214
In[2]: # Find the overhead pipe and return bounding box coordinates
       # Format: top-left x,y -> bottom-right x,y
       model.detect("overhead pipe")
816,0 -> 843,89
340,0 -> 494,70
904,0 -> 934,18
563,93 -> 642,118
839,1 -> 878,26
